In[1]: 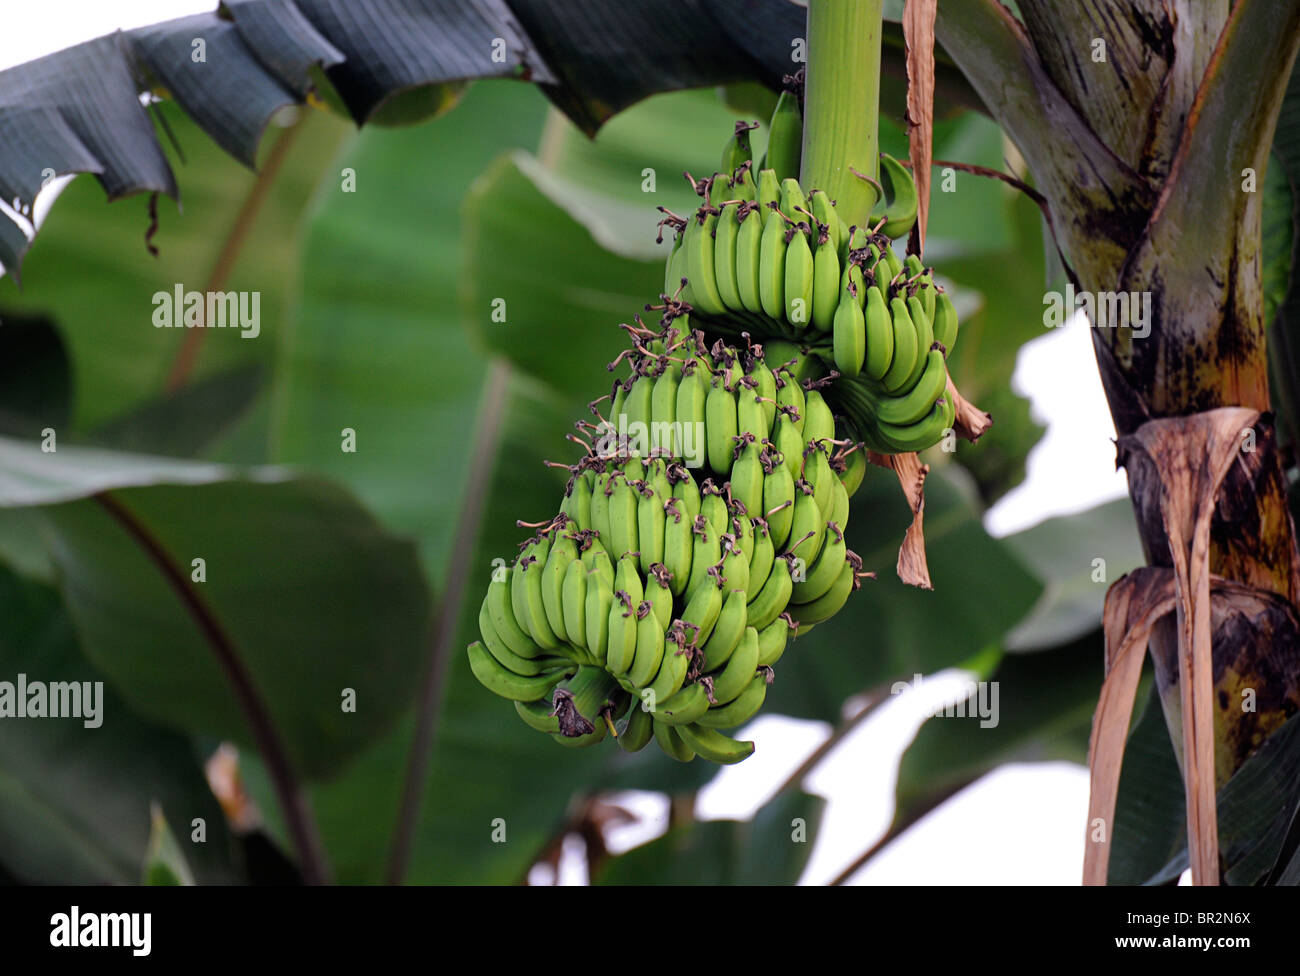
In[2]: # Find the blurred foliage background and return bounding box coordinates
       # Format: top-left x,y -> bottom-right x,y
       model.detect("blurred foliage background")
1,74 -> 1208,886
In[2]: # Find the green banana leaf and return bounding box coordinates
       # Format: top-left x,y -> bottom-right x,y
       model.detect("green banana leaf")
0,565 -> 238,884
0,99 -> 350,431
593,789 -> 824,884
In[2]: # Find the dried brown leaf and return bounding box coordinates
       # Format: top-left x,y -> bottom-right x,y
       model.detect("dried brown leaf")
867,450 -> 931,588
1114,407 -> 1261,885
947,375 -> 992,443
903,0 -> 937,256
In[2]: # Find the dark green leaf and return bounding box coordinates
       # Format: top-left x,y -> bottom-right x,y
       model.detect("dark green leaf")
1001,499 -> 1143,652
594,790 -> 823,885
0,309 -> 70,438
37,478 -> 431,780
0,566 -> 237,884
142,804 -> 196,885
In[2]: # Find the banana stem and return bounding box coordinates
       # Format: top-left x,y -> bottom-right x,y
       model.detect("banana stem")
800,0 -> 882,230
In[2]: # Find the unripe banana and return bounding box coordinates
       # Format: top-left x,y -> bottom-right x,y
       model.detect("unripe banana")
745,520 -> 775,602
880,297 -> 918,395
653,681 -> 711,727
755,617 -> 790,666
663,494 -> 694,598
698,672 -> 767,728
863,285 -> 894,381
838,446 -> 867,498
680,573 -> 724,648
541,531 -> 577,642
467,642 -> 571,702
684,518 -> 723,611
486,577 -> 543,659
623,373 -> 654,441
877,347 -> 948,426
763,460 -> 796,549
619,702 -> 654,752
783,224 -> 814,329
584,572 -> 613,663
871,153 -> 919,240
734,204 -> 765,313
720,119 -> 756,175
682,207 -> 727,315
676,723 -> 754,764
644,565 -> 674,631
706,624 -> 759,704
786,489 -> 826,566
479,603 -> 569,677
758,207 -> 788,322
645,637 -> 690,707
520,536 -> 562,650
714,202 -> 744,310
811,189 -> 843,256
774,371 -> 805,435
607,470 -> 641,559
730,439 -> 765,518
757,168 -> 781,210
832,286 -> 866,379
779,177 -> 808,221
736,381 -> 768,442
561,558 -> 588,650
701,587 -> 749,671
653,717 -> 696,762
590,470 -> 614,545
719,531 -> 750,596
811,225 -> 841,333
627,609 -> 666,688
765,90 -> 802,182
747,556 -> 793,630
705,376 -> 739,475
789,560 -> 856,625
651,367 -> 679,452
606,554 -> 643,674
933,288 -> 959,355
791,520 -> 847,603
636,471 -> 666,576
581,536 -> 615,590
751,359 -> 778,432
903,294 -> 935,394
674,362 -> 709,460
802,389 -> 836,447
827,471 -> 850,531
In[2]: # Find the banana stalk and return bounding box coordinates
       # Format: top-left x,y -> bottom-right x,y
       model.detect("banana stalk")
800,0 -> 883,230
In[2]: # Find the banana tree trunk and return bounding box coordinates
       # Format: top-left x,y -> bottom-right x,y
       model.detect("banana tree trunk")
935,0 -> 1300,795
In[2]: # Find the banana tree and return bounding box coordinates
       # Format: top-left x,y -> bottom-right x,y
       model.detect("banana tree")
2,0 -> 1299,886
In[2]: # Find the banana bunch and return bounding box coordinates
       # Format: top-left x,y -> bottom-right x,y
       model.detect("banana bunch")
467,314 -> 871,765
657,97 -> 962,456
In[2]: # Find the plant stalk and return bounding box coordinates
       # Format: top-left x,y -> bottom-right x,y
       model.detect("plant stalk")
800,0 -> 883,230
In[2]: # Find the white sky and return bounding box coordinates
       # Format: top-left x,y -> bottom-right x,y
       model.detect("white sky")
8,2 -> 1126,887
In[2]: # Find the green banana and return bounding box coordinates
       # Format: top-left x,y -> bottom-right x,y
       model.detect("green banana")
721,119 -> 756,174
747,555 -> 793,630
880,297 -> 918,395
790,560 -> 856,625
584,571 -> 613,663
698,673 -> 767,728
701,587 -> 749,671
714,202 -> 744,310
486,576 -> 543,658
734,203 -> 765,314
560,558 -> 588,650
653,681 -> 711,726
705,376 -> 739,476
758,207 -> 788,322
933,288 -> 959,355
680,574 -> 724,648
863,285 -> 894,381
707,624 -> 759,704
755,617 -> 790,666
467,642 -> 571,702
765,90 -> 803,182
832,285 -> 866,379
677,723 -> 754,764
627,608 -> 666,688
541,531 -> 577,642
791,521 -> 847,603
682,207 -> 727,315
811,223 -> 841,333
784,223 -> 815,329
619,702 -> 654,752
653,718 -> 696,762
871,153 -> 919,240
